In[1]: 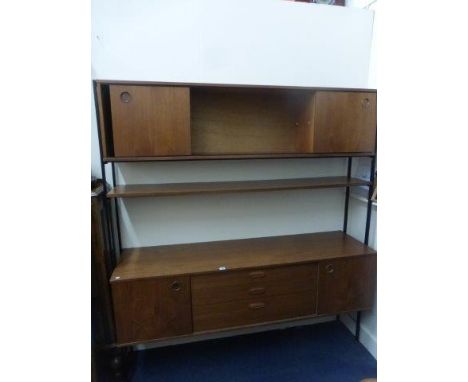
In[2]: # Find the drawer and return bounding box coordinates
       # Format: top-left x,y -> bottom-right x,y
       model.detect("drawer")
193,291 -> 317,332
191,263 -> 318,306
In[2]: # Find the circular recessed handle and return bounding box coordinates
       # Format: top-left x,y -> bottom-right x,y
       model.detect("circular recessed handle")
325,264 -> 334,274
362,97 -> 370,108
120,91 -> 131,103
170,281 -> 182,292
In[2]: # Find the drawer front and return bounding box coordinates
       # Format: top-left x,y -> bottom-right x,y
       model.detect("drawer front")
191,263 -> 318,306
193,291 -> 317,332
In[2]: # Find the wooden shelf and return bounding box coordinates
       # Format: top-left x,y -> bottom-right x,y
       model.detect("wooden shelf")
107,176 -> 370,198
111,231 -> 376,282
103,152 -> 375,162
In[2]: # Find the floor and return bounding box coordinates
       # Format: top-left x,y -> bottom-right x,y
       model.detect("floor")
131,321 -> 376,382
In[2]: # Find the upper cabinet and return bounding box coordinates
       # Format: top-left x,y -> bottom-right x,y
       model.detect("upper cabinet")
109,85 -> 190,157
312,91 -> 376,153
95,82 -> 376,158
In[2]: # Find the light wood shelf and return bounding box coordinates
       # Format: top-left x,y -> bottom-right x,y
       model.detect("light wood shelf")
107,176 -> 370,198
104,152 -> 375,162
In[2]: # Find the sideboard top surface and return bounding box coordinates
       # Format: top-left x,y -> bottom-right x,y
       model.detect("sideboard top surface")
111,231 -> 376,282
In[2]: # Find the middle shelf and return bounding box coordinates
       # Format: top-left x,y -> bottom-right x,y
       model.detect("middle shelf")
107,176 -> 370,198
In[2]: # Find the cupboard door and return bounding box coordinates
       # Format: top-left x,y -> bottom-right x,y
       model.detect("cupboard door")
109,85 -> 190,157
112,277 -> 192,344
317,255 -> 376,315
313,91 -> 376,153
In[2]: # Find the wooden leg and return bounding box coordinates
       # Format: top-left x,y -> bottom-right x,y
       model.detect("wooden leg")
110,348 -> 126,381
355,311 -> 361,341
109,346 -> 136,382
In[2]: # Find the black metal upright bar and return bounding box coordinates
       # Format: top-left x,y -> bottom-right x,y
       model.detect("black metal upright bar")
343,157 -> 353,233
111,163 -> 123,253
356,155 -> 376,341
364,156 -> 376,245
93,81 -> 117,266
355,311 -> 362,340
337,157 -> 354,324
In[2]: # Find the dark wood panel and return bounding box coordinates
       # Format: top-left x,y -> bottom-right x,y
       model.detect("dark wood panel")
313,91 -> 376,153
295,92 -> 316,152
91,185 -> 115,344
104,152 -> 375,162
107,177 -> 370,198
112,277 -> 192,344
317,255 -> 376,314
110,232 -> 376,282
192,263 -> 318,306
95,83 -> 110,158
110,85 -> 190,157
193,291 -> 317,332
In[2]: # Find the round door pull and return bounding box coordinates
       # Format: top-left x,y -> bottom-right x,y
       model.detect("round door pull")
120,91 -> 131,103
170,281 -> 182,291
362,98 -> 370,108
325,264 -> 334,274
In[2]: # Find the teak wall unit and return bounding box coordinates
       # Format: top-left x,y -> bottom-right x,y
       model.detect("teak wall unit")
94,81 -> 377,350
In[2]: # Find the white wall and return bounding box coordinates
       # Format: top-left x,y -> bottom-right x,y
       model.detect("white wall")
342,1 -> 377,358
91,0 -> 376,354
346,0 -> 377,87
92,0 -> 373,86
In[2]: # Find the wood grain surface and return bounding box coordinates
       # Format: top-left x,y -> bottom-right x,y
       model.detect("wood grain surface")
112,277 -> 192,344
103,152 -> 375,162
106,177 -> 370,198
111,231 -> 376,282
317,255 -> 377,314
191,263 -> 318,306
313,91 -> 376,153
110,85 -> 190,157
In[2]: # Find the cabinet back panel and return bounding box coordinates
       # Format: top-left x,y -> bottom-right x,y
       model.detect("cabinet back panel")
191,88 -> 313,154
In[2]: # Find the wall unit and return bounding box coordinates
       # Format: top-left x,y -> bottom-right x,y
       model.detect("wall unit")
97,81 -> 376,160
94,81 -> 377,350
